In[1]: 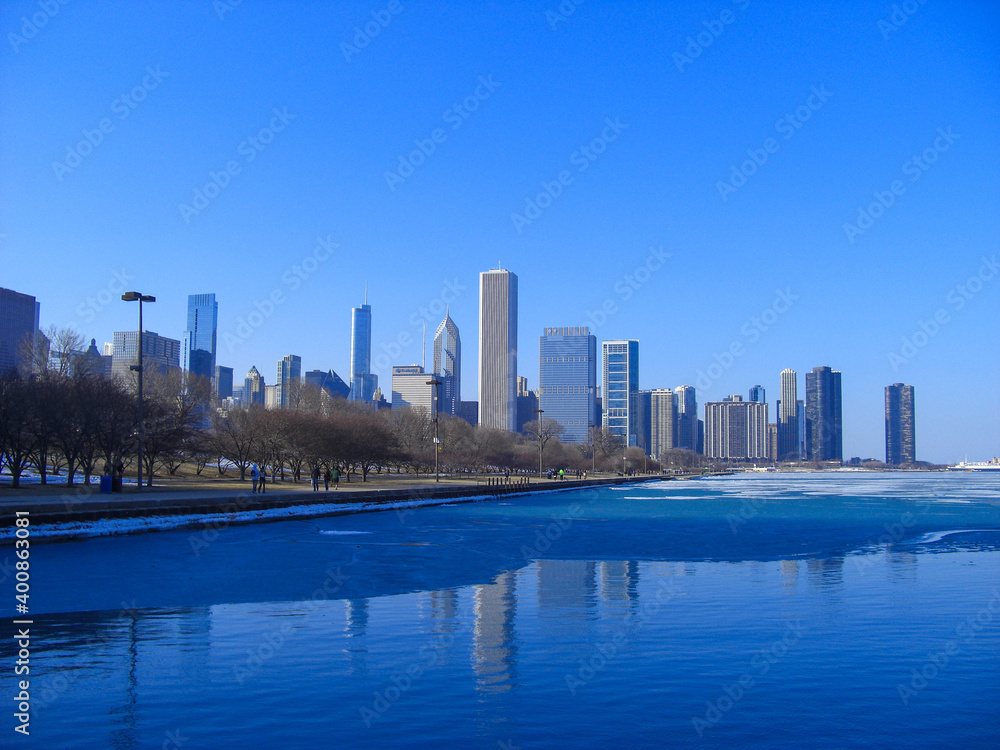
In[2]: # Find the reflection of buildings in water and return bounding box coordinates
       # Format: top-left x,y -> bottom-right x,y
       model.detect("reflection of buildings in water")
598,560 -> 639,605
806,556 -> 844,587
536,559 -> 597,613
472,571 -> 518,693
345,599 -> 369,638
780,560 -> 799,587
430,589 -> 460,628
887,550 -> 918,582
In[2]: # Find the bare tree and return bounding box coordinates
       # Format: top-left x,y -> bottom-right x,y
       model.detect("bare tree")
212,405 -> 263,480
0,374 -> 37,487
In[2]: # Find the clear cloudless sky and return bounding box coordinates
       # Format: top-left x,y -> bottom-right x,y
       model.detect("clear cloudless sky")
1,0 -> 997,463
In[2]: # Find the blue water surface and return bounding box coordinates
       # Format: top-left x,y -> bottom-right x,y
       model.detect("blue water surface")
2,472 -> 998,749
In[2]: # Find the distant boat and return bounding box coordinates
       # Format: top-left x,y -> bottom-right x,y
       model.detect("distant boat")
947,457 -> 1000,472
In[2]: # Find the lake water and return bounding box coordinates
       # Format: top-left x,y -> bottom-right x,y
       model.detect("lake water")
3,472 -> 999,749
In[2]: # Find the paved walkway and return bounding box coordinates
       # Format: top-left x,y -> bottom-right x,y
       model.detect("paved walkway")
0,475 -> 663,526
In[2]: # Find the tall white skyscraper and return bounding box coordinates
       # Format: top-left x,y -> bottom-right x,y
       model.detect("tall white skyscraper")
778,368 -> 799,460
478,268 -> 518,430
649,388 -> 675,459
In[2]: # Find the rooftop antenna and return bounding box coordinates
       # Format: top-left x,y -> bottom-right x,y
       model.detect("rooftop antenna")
364,282 -> 368,305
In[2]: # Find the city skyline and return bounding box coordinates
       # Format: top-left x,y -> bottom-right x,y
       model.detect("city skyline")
1,2 -> 997,462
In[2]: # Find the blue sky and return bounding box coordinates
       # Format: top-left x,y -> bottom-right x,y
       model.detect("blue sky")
2,0 -> 997,463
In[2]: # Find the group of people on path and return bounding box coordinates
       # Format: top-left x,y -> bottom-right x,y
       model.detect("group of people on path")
311,465 -> 340,491
250,464 -> 266,494
546,469 -> 587,480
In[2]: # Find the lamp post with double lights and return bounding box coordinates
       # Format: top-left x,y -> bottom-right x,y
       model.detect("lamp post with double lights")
426,377 -> 441,482
121,292 -> 155,489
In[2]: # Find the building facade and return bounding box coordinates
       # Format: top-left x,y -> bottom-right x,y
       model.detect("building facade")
674,385 -> 698,451
304,369 -> 350,400
777,368 -> 799,460
704,396 -> 769,460
244,365 -> 265,405
276,354 -> 302,407
181,293 -> 218,384
805,365 -> 843,461
433,311 -> 461,416
0,287 -> 39,375
391,365 -> 434,413
111,330 -> 181,380
749,385 -> 766,403
478,268 -> 518,430
649,388 -> 676,459
538,326 -> 597,443
602,340 -> 639,445
885,382 -> 915,465
631,389 -> 652,454
214,365 -> 234,400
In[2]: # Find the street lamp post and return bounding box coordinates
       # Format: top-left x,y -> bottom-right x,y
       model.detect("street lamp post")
426,378 -> 442,482
122,292 -> 155,490
534,408 -> 544,478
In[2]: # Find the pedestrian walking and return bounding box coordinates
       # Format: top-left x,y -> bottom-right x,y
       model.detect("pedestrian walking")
259,468 -> 266,494
332,466 -> 340,490
311,465 -> 320,491
250,464 -> 259,494
324,468 -> 331,491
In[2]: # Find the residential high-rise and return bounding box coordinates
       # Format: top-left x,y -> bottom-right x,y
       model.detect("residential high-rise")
433,310 -> 461,416
349,290 -> 378,402
478,268 -> 518,430
111,331 -> 181,380
391,365 -> 434,413
631,390 -> 652,454
181,293 -> 218,384
749,385 -> 766,404
674,385 -> 697,451
244,365 -> 265,405
539,326 -> 597,443
276,354 -> 302,407
214,365 -> 234,400
0,287 -> 39,375
602,340 -> 639,445
777,369 -> 799,460
649,388 -> 676,459
805,366 -> 843,461
885,383 -> 915,465
704,395 -> 769,460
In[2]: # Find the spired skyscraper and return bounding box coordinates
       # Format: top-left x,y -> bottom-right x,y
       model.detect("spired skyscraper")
478,268 -> 518,431
349,289 -> 378,403
433,310 -> 461,417
182,293 -> 218,384
805,366 -> 843,461
885,383 -> 915,465
602,340 -> 639,445
539,327 -> 597,443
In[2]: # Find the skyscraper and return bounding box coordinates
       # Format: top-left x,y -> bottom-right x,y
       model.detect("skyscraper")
777,369 -> 799,460
245,365 -> 264,405
276,354 -> 302,407
433,310 -> 461,416
631,390 -> 652,454
805,366 -> 843,461
304,369 -> 350,400
749,385 -> 766,404
649,388 -> 676,459
674,385 -> 697,451
349,290 -> 378,402
391,365 -> 434,413
181,293 -> 218,384
0,287 -> 39,375
704,396 -> 769,460
602,340 -> 639,445
214,365 -> 234,400
478,268 -> 518,431
885,383 -> 915,465
539,326 -> 597,443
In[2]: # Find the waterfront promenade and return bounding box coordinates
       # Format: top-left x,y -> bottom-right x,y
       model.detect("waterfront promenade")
0,473 -> 662,528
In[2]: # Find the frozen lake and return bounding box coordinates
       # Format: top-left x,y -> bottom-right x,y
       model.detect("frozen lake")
3,472 -> 999,749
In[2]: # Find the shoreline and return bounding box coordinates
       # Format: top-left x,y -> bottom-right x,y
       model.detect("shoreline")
0,475 -> 663,542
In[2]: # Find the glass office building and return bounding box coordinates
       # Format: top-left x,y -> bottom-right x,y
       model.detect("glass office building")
539,327 -> 597,443
601,340 -> 638,445
182,293 -> 218,383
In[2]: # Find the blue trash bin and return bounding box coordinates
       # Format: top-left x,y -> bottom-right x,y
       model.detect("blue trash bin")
99,475 -> 113,494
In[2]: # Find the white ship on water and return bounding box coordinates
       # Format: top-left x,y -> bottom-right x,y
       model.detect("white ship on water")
947,457 -> 1000,472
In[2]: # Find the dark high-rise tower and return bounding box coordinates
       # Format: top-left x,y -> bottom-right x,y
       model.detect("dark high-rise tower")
885,383 -> 915,465
805,366 -> 843,461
